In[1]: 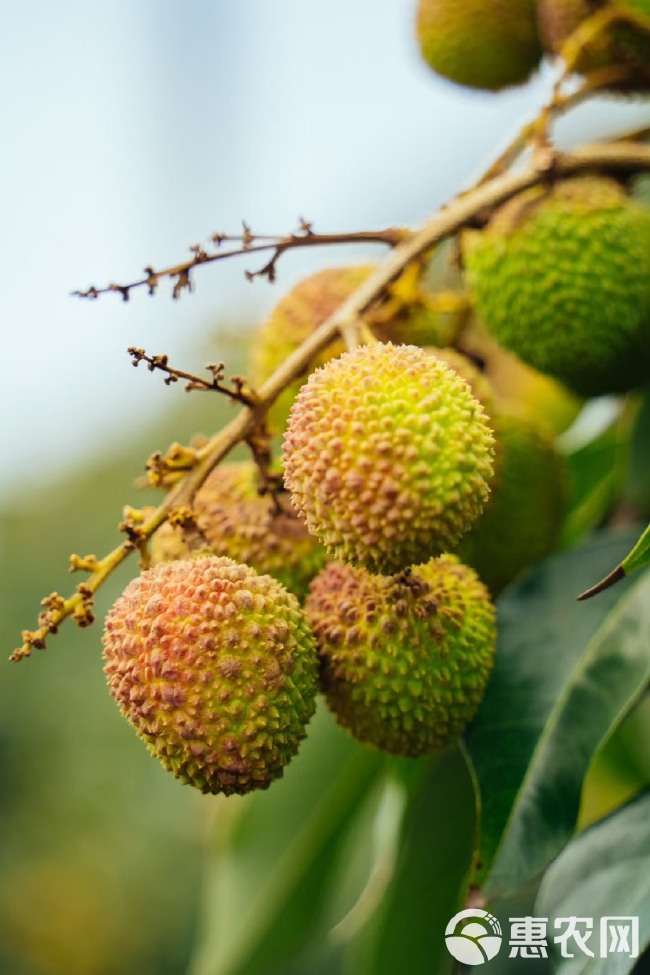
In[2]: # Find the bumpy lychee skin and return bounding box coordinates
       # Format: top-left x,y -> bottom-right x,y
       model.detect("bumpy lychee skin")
416,0 -> 542,91
463,177 -> 650,397
306,556 -> 496,756
102,556 -> 318,795
424,346 -> 498,417
457,415 -> 568,595
283,343 -> 495,575
538,0 -> 650,88
151,463 -> 326,600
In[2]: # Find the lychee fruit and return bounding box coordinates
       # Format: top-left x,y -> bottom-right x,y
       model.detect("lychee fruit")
456,415 -> 568,595
151,462 -> 326,600
416,0 -> 543,91
424,346 -> 498,417
283,343 -> 495,575
102,556 -> 318,795
457,316 -> 583,438
305,556 -> 496,756
463,176 -> 650,397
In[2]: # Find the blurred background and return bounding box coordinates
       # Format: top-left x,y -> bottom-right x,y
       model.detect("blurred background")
1,2 -> 649,973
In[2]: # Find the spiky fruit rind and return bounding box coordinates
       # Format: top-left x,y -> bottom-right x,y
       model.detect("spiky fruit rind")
193,463 -> 326,600
464,177 -> 650,397
283,343 -> 495,575
306,556 -> 496,756
102,556 -> 318,795
538,0 -> 650,85
151,463 -> 326,600
416,0 -> 542,90
457,415 -> 567,595
424,346 -> 498,417
251,266 -> 373,433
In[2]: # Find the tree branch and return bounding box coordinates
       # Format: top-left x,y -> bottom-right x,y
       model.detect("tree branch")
12,139 -> 650,662
71,227 -> 408,302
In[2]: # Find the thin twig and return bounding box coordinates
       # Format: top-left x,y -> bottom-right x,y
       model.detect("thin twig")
128,348 -> 257,405
12,139 -> 650,662
72,227 -> 407,302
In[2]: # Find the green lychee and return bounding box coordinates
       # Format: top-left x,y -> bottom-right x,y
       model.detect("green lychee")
456,415 -> 568,595
457,316 -> 583,438
151,462 -> 326,600
416,0 -> 543,91
538,0 -> 650,87
102,556 -> 318,795
421,351 -> 568,593
282,343 -> 495,575
305,556 -> 496,756
463,176 -> 650,397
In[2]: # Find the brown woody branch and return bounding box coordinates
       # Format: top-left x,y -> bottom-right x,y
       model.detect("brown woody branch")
128,347 -> 257,405
12,139 -> 650,662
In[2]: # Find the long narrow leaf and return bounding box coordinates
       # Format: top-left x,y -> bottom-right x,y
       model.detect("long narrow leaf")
464,532 -> 650,899
343,745 -> 479,975
188,705 -> 383,975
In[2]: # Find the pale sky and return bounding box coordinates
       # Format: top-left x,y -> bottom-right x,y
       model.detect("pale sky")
1,0 -> 644,498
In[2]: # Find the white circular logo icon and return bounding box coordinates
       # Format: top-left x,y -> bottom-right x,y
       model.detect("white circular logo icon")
445,908 -> 503,965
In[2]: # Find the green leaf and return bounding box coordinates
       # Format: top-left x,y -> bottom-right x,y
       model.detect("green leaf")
622,523 -> 650,576
343,744 -> 479,975
561,408 -> 632,548
187,704 -> 383,975
536,789 -> 650,974
626,383 -> 650,512
464,532 -> 650,899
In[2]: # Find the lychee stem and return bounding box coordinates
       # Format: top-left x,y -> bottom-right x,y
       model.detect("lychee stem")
13,140 -> 650,662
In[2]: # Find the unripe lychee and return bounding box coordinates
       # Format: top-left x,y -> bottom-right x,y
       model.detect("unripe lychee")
416,0 -> 542,91
457,316 -> 583,438
463,176 -> 650,397
102,556 -> 318,795
538,0 -> 650,88
282,343 -> 495,575
456,415 -> 568,595
151,463 -> 326,600
305,556 -> 496,756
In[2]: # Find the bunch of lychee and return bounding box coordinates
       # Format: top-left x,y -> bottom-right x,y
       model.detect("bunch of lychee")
103,336 -> 506,794
104,148 -> 650,795
415,0 -> 650,92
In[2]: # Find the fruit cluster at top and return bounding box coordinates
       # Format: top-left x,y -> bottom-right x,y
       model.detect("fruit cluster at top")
416,0 -> 650,91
